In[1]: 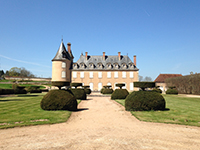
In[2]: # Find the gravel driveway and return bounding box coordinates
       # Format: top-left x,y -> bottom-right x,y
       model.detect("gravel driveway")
0,93 -> 199,150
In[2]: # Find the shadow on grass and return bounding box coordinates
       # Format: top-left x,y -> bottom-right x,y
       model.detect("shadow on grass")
0,99 -> 25,102
17,95 -> 39,97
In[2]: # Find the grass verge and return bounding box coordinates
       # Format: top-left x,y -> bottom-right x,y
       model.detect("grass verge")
0,93 -> 80,129
115,94 -> 200,127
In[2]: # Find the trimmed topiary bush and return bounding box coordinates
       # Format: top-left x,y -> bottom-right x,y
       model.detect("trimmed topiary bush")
102,88 -> 113,94
152,88 -> 162,93
82,86 -> 92,95
166,89 -> 178,94
12,84 -> 27,94
40,90 -> 77,111
125,91 -> 166,111
111,89 -> 129,100
116,83 -> 125,89
134,82 -> 155,91
52,81 -> 70,90
70,88 -> 87,100
100,87 -> 105,94
26,86 -> 42,93
70,83 -> 82,89
0,88 -> 14,95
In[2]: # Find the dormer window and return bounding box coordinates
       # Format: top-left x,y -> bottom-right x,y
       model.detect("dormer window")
97,63 -> 103,69
128,63 -> 134,68
88,63 -> 94,69
113,63 -> 119,69
121,63 -> 127,69
73,63 -> 79,69
80,62 -> 86,69
106,63 -> 112,69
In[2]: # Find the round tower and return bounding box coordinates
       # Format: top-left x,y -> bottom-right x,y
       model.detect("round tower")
51,41 -> 73,89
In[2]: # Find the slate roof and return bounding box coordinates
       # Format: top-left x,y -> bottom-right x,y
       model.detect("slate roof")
52,41 -> 73,61
73,53 -> 139,71
154,74 -> 182,83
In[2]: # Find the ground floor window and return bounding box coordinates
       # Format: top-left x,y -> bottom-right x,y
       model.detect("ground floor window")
130,82 -> 134,91
61,71 -> 66,78
90,83 -> 93,91
98,82 -> 102,91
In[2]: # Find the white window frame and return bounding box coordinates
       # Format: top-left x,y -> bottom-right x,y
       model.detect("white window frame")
122,71 -> 126,78
130,72 -> 134,78
73,72 -> 77,78
107,72 -> 111,78
114,72 -> 118,78
62,62 -> 66,68
61,71 -> 66,78
98,82 -> 102,91
89,72 -> 93,78
98,72 -> 102,78
80,72 -> 84,78
89,83 -> 93,91
130,82 -> 134,91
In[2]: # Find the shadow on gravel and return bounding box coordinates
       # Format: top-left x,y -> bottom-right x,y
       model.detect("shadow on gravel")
73,108 -> 89,112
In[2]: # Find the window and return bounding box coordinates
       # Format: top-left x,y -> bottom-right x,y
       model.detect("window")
130,82 -> 134,91
89,72 -> 93,78
73,72 -> 77,78
62,62 -> 66,68
114,72 -> 118,78
98,82 -> 102,91
130,72 -> 134,78
107,72 -> 111,78
80,72 -> 84,78
89,83 -> 93,91
98,72 -> 102,78
61,71 -> 66,78
122,71 -> 126,78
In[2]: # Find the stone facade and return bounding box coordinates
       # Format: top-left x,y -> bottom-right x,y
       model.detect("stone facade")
72,52 -> 139,91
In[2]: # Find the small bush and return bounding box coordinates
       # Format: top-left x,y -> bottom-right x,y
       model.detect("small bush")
111,89 -> 129,100
102,88 -> 113,94
70,88 -> 87,100
166,89 -> 178,95
52,81 -> 70,90
0,89 -> 14,95
26,86 -> 42,93
84,88 -> 91,95
12,84 -> 27,94
125,91 -> 166,111
40,90 -> 77,111
70,83 -> 82,88
152,88 -> 162,93
100,88 -> 105,94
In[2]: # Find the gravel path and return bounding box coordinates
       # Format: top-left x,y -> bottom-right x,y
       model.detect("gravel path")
0,93 -> 199,150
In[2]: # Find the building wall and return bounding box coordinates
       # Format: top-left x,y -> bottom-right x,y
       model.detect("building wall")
52,60 -> 71,82
155,82 -> 167,93
72,70 -> 139,91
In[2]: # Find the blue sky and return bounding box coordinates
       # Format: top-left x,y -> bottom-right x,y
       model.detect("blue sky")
0,0 -> 200,80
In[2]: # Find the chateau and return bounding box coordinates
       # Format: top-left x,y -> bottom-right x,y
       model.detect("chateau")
52,41 -> 139,91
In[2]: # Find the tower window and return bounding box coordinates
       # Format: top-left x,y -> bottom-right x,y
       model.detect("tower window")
62,62 -> 66,68
62,71 -> 66,78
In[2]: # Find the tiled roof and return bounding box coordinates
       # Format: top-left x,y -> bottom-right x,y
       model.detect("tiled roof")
154,74 -> 182,83
52,41 -> 73,61
72,53 -> 139,71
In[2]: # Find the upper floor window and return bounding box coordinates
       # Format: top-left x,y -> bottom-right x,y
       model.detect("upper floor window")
121,63 -> 127,69
130,72 -> 134,78
62,62 -> 66,68
113,63 -> 119,69
80,72 -> 84,78
73,63 -> 79,69
97,63 -> 103,69
88,63 -> 94,69
107,72 -> 111,78
106,63 -> 112,69
114,72 -> 118,78
80,63 -> 86,69
62,71 -> 66,78
73,72 -> 77,78
89,72 -> 93,78
122,71 -> 126,78
98,72 -> 102,78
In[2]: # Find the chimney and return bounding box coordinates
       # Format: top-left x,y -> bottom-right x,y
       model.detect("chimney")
103,52 -> 105,60
118,52 -> 121,60
85,52 -> 88,60
67,42 -> 71,54
134,55 -> 136,66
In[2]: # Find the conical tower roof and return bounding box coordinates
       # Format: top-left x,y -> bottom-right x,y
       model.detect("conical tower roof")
52,41 -> 72,61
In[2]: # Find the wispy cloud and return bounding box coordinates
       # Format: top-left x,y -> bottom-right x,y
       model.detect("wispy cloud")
143,8 -> 150,17
0,54 -> 51,68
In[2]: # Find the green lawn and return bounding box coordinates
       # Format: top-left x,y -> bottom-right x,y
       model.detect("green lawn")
0,93 -> 77,129
116,94 -> 200,127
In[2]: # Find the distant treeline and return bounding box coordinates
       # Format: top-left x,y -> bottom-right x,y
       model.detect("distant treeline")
165,73 -> 200,95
